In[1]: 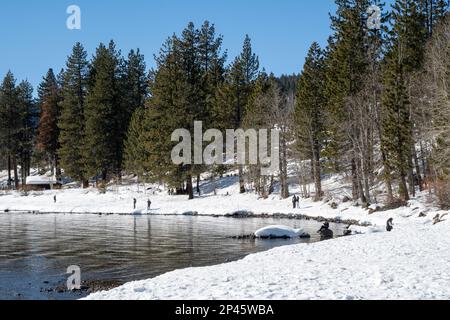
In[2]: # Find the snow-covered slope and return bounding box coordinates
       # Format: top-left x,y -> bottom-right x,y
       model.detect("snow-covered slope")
84,218 -> 450,300
0,174 -> 442,228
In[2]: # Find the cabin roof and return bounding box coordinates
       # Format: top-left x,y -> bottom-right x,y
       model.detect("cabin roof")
25,175 -> 59,185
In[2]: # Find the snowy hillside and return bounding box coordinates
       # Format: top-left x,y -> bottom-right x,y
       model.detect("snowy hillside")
0,170 -> 446,228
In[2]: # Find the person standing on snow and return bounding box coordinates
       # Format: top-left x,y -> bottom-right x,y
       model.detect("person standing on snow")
386,218 -> 394,232
133,198 -> 137,210
147,199 -> 151,210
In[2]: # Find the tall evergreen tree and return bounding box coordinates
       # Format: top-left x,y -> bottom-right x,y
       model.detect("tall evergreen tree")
84,41 -> 124,182
382,59 -> 412,201
129,22 -> 227,199
36,68 -> 61,176
122,49 -> 148,134
295,43 -> 326,202
144,37 -> 186,190
124,106 -> 150,180
58,43 -> 89,186
243,72 -> 271,195
325,0 -> 373,200
16,80 -> 36,184
220,35 -> 260,193
381,0 -> 428,201
0,71 -> 20,189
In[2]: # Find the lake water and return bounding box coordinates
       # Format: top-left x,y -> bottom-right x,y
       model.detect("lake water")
0,213 -> 345,300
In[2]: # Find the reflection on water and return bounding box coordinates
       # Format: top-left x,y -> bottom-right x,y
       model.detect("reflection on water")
0,213 -> 344,300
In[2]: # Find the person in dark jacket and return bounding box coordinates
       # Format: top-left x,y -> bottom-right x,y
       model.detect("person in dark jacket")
147,199 -> 151,210
318,221 -> 333,240
292,195 -> 300,209
386,218 -> 394,232
318,221 -> 330,232
133,198 -> 137,210
54,195 -> 56,203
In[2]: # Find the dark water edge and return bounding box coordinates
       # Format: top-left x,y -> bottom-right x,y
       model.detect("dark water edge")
0,213 -> 347,300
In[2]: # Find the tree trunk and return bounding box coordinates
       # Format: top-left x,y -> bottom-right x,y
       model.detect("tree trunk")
408,157 -> 416,198
412,148 -> 423,191
312,146 -> 322,202
101,170 -> 107,182
361,156 -> 371,204
196,174 -> 201,194
419,141 -> 428,180
355,159 -> 366,204
351,158 -> 359,200
187,175 -> 194,200
382,153 -> 394,203
13,156 -> 19,190
268,176 -> 275,195
7,155 -> 12,189
280,134 -> 289,199
239,166 -> 245,194
363,166 -> 371,204
399,172 -> 410,202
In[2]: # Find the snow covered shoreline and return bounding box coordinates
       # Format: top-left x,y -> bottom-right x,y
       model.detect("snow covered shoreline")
2,174 -> 449,300
0,180 -> 435,226
84,217 -> 450,300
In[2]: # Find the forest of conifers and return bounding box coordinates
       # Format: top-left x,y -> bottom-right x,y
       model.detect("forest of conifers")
0,0 -> 449,208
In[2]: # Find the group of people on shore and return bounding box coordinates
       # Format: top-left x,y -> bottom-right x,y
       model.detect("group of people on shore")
51,191 -> 396,234
133,198 -> 152,211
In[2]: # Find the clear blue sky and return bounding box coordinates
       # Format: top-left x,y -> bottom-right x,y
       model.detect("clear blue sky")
0,0 -> 387,91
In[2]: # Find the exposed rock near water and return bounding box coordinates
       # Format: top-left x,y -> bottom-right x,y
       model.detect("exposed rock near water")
51,280 -> 125,296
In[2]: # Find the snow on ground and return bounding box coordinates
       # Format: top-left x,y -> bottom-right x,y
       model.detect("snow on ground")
2,169 -> 449,300
254,225 -> 310,238
85,218 -> 450,300
0,173 -> 441,228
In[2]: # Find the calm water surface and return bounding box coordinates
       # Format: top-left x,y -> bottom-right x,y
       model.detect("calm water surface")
0,213 -> 344,300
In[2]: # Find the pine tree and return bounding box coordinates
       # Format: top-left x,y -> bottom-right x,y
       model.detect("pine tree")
16,80 -> 36,184
122,49 -> 148,136
381,0 -> 430,201
221,35 -> 260,193
198,21 -> 227,95
58,43 -> 89,186
0,71 -> 20,189
36,68 -> 61,177
144,37 -> 186,190
382,59 -> 412,201
243,72 -> 271,195
127,22 -> 227,199
325,0 -> 374,201
124,106 -> 150,180
295,43 -> 326,201
195,21 -> 227,192
83,41 -> 124,182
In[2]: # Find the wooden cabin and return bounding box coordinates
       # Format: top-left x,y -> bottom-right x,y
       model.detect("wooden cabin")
25,175 -> 62,190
